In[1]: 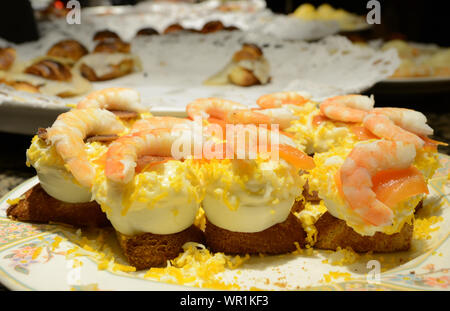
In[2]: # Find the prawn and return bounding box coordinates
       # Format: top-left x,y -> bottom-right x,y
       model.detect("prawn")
105,128 -> 195,183
254,106 -> 300,130
371,107 -> 433,136
187,97 -> 300,130
46,108 -> 125,187
339,140 -> 422,226
77,87 -> 148,113
363,114 -> 424,149
256,91 -> 310,109
186,97 -> 271,125
320,95 -> 374,123
219,125 -> 315,170
131,116 -> 193,132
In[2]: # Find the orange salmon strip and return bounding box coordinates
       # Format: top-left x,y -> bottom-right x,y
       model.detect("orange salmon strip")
277,144 -> 315,170
372,166 -> 428,208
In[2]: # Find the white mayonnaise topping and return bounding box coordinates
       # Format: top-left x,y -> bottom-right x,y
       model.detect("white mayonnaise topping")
92,161 -> 201,235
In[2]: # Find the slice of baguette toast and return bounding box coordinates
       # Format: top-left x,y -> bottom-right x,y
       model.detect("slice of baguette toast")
314,211 -> 413,253
116,225 -> 205,270
6,183 -> 110,228
205,212 -> 306,255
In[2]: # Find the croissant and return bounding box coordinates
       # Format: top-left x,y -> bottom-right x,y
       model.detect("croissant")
0,79 -> 40,93
232,43 -> 263,62
47,39 -> 89,62
136,27 -> 159,37
93,30 -> 121,41
80,58 -> 134,81
163,23 -> 185,34
200,20 -> 225,34
93,38 -> 131,54
228,66 -> 260,87
25,59 -> 72,81
224,25 -> 240,31
0,47 -> 16,71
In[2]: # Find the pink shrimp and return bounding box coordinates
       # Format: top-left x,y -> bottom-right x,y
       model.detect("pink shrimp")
186,97 -> 271,125
253,106 -> 301,130
46,108 -> 125,187
363,114 -> 424,149
188,97 -> 303,130
256,91 -> 310,109
77,87 -> 148,113
320,94 -> 374,123
370,107 -> 433,136
339,140 -> 419,226
211,124 -> 315,170
131,116 -> 193,132
105,128 -> 194,183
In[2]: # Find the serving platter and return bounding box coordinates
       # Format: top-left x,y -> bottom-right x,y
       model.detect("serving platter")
0,151 -> 448,291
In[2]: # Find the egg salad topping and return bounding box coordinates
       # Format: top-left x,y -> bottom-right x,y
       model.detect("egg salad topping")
285,104 -> 319,154
199,157 -> 305,233
26,135 -> 109,203
93,160 -> 203,235
287,108 -> 360,154
26,135 -> 65,169
294,199 -> 328,246
414,149 -> 441,182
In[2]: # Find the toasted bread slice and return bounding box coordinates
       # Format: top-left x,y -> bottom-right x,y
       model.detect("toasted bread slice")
205,213 -> 306,255
116,225 -> 205,270
6,183 -> 110,228
314,212 -> 413,253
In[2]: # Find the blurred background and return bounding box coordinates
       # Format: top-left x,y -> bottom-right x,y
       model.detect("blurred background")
2,0 -> 448,45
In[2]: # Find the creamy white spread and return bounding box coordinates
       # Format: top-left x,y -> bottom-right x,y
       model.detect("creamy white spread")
26,136 -> 108,203
201,159 -> 304,233
92,160 -> 201,235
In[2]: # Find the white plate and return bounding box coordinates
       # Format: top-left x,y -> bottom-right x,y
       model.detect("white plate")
0,154 -> 448,291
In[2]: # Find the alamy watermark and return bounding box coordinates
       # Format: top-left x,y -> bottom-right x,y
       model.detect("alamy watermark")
169,117 -> 281,161
366,259 -> 381,284
366,0 -> 381,25
66,0 -> 81,25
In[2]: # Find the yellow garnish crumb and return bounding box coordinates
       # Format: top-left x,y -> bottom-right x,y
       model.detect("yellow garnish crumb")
32,247 -> 43,260
414,216 -> 444,240
143,242 -> 247,290
51,236 -> 64,250
97,260 -> 110,271
6,196 -> 24,205
295,200 -> 327,246
194,207 -> 206,231
322,271 -> 353,283
327,247 -> 360,266
72,259 -> 84,268
292,241 -> 303,254
83,244 -> 95,252
112,263 -> 136,273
